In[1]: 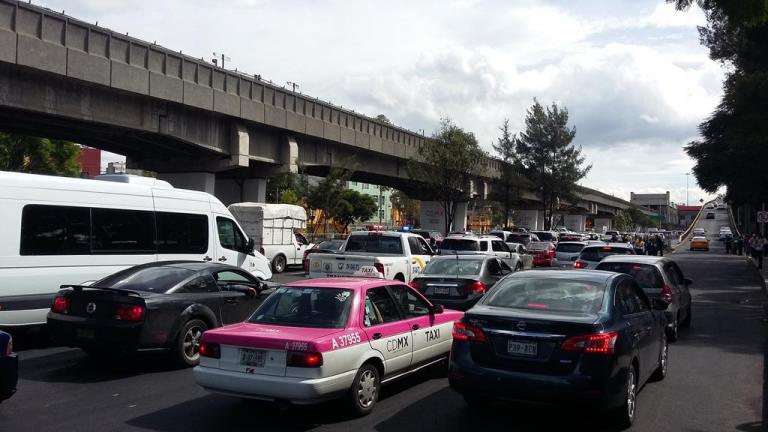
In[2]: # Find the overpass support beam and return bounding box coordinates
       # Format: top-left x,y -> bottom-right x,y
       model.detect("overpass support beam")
419,201 -> 469,233
158,172 -> 216,194
215,178 -> 267,205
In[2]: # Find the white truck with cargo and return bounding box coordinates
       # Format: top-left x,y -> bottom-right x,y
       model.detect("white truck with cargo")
229,203 -> 313,273
307,231 -> 434,282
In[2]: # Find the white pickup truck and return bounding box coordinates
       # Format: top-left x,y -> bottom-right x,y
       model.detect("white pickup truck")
307,231 -> 435,282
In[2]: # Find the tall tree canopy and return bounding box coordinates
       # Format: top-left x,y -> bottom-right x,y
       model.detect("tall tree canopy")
515,100 -> 591,229
670,0 -> 768,205
488,119 -> 525,228
329,189 -> 378,232
407,118 -> 485,233
0,133 -> 82,177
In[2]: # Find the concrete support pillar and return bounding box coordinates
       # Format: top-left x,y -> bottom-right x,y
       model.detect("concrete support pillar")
158,172 -> 215,194
283,135 -> 299,174
563,214 -> 587,232
231,124 -> 250,168
214,178 -> 267,206
513,210 -> 543,230
594,218 -> 612,232
419,201 -> 468,233
454,202 -> 468,231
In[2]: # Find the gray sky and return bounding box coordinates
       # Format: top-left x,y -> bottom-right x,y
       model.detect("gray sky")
43,0 -> 724,205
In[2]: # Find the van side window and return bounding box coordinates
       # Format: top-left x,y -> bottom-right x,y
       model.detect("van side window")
157,212 -> 209,254
217,217 -> 246,252
92,208 -> 156,254
20,205 -> 91,255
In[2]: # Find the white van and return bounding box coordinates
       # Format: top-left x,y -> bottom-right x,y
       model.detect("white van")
0,171 -> 272,328
228,203 -> 313,273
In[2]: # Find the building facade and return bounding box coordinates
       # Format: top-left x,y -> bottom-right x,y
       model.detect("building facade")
347,181 -> 393,225
630,192 -> 677,226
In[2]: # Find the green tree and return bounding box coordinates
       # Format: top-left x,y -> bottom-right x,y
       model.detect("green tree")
266,172 -> 310,204
329,189 -> 378,232
671,1 -> 768,206
0,133 -> 82,177
306,167 -> 353,233
391,190 -> 420,226
407,118 -> 485,233
488,119 -> 526,228
515,100 -> 591,229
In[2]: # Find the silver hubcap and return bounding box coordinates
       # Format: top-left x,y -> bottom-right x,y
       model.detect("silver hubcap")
357,370 -> 377,408
183,325 -> 204,361
627,368 -> 637,420
276,257 -> 284,271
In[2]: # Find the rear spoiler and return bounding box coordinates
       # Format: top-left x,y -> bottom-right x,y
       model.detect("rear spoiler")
58,285 -> 143,296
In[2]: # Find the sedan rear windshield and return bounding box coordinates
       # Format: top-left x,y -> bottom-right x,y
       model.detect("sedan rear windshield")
534,232 -> 555,241
528,242 -> 550,250
579,247 -> 633,262
440,239 -> 481,251
483,278 -> 605,313
508,234 -> 530,242
345,235 -> 404,254
595,263 -> 664,289
423,258 -> 484,276
250,287 -> 353,328
556,243 -> 585,253
96,266 -> 195,292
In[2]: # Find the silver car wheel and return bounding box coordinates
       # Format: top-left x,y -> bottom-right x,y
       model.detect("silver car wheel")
357,369 -> 377,408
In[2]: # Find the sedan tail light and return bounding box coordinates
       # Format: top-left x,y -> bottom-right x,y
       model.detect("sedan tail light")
452,321 -> 486,343
114,304 -> 144,321
52,295 -> 70,314
287,351 -> 323,368
661,285 -> 673,303
199,342 -> 220,359
466,280 -> 486,294
561,331 -> 618,354
547,249 -> 555,258
573,260 -> 586,269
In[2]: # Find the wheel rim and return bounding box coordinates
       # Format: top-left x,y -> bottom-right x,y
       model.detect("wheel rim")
627,368 -> 637,421
357,369 -> 377,408
183,325 -> 204,361
275,257 -> 285,272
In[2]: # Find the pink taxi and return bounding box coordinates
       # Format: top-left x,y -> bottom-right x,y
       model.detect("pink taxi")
193,277 -> 463,415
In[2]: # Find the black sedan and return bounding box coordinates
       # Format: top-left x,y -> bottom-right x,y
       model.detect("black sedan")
47,261 -> 268,366
409,255 -> 513,310
0,330 -> 17,403
449,270 -> 668,428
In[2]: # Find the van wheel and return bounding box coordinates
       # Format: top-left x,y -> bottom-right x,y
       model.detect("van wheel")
348,364 -> 380,416
174,319 -> 208,367
272,255 -> 286,273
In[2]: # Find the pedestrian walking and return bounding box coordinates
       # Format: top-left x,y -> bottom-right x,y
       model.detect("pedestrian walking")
737,235 -> 744,256
725,235 -> 732,254
756,235 -> 766,270
749,234 -> 757,259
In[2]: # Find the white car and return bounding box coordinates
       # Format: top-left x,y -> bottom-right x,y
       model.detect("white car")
692,228 -> 706,236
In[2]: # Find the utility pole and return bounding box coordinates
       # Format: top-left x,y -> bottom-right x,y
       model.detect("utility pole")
213,52 -> 231,69
685,173 -> 690,206
286,81 -> 300,92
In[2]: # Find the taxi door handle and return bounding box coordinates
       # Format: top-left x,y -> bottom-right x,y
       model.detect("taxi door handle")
412,324 -> 420,331
218,256 -> 227,262
372,333 -> 382,340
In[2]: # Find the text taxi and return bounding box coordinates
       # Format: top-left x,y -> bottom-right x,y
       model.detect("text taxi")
193,274 -> 463,415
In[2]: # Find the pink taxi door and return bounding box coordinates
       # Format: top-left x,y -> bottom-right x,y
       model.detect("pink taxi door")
388,284 -> 452,365
361,287 -> 413,376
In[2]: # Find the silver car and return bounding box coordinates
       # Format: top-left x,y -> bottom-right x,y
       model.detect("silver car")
573,243 -> 635,269
596,255 -> 693,341
553,241 -> 587,268
410,255 -> 513,310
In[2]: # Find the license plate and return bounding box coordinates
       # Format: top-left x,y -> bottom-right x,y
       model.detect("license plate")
76,328 -> 95,340
507,340 -> 537,357
432,287 -> 450,295
239,348 -> 266,367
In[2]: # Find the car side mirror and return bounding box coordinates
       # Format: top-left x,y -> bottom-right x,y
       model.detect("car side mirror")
429,304 -> 444,315
684,278 -> 693,286
651,298 -> 669,311
246,238 -> 255,253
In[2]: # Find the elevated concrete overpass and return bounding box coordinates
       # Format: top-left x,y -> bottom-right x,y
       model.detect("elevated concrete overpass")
0,0 -> 630,229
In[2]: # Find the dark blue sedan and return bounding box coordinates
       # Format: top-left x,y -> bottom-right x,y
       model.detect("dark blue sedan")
449,270 -> 668,428
0,330 -> 18,403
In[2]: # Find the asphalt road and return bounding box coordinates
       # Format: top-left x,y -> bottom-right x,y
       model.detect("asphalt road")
2,214 -> 767,432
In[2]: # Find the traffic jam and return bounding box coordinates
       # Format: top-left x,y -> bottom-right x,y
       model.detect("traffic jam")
0,173 -> 704,428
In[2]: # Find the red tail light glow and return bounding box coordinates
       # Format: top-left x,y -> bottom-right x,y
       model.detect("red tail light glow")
561,331 -> 618,354
287,351 -> 323,367
114,304 -> 144,321
452,321 -> 486,343
199,342 -> 220,359
52,296 -> 70,314
661,285 -> 673,303
466,280 -> 486,294
574,260 -> 586,269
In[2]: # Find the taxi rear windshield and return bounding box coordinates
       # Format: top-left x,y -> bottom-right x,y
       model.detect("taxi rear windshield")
345,235 -> 404,254
483,279 -> 605,314
250,287 -> 353,328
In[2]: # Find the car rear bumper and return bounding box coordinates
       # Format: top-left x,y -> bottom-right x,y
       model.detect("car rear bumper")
448,347 -> 625,409
428,297 -> 481,311
47,314 -> 145,350
532,258 -> 553,267
0,354 -> 18,402
193,366 -> 356,404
